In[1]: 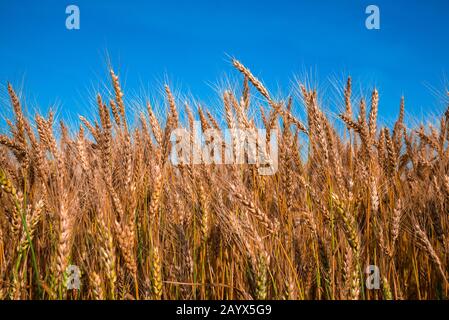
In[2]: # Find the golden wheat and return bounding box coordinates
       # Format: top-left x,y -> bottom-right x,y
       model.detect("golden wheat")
0,60 -> 448,300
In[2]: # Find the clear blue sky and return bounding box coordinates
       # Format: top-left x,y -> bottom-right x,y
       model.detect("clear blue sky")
1,0 -> 449,125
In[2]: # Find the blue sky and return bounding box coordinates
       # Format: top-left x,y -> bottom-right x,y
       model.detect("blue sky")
1,0 -> 449,126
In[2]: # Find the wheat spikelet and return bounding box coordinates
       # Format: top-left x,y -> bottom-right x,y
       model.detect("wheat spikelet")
149,165 -> 163,218
443,175 -> 449,196
151,246 -> 163,299
339,113 -> 360,132
368,89 -> 378,139
230,91 -> 251,129
413,220 -> 448,285
184,102 -> 195,133
370,176 -> 379,215
114,220 -> 137,280
342,247 -> 353,298
384,128 -> 397,177
344,77 -> 352,117
110,69 -> 126,128
198,180 -> 209,242
147,102 -> 163,146
90,272 -> 106,300
56,194 -> 72,289
332,194 -> 360,258
97,215 -> 117,298
232,59 -> 271,102
349,268 -> 360,300
79,116 -> 100,142
197,105 -> 210,132
165,85 -> 179,127
254,252 -> 268,300
76,127 -> 90,173
110,99 -> 121,127
17,200 -> 43,253
229,184 -> 278,234
0,134 -> 25,153
7,84 -> 27,148
283,272 -> 295,300
417,126 -> 440,153
391,200 -> 402,246
392,97 -> 405,148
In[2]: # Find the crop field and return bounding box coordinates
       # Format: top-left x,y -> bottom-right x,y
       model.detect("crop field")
0,59 -> 448,300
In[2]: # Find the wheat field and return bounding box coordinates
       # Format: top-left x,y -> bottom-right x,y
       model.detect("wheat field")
0,59 -> 448,300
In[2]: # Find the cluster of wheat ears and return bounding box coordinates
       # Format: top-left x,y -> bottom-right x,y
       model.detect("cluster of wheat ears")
0,59 -> 448,300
